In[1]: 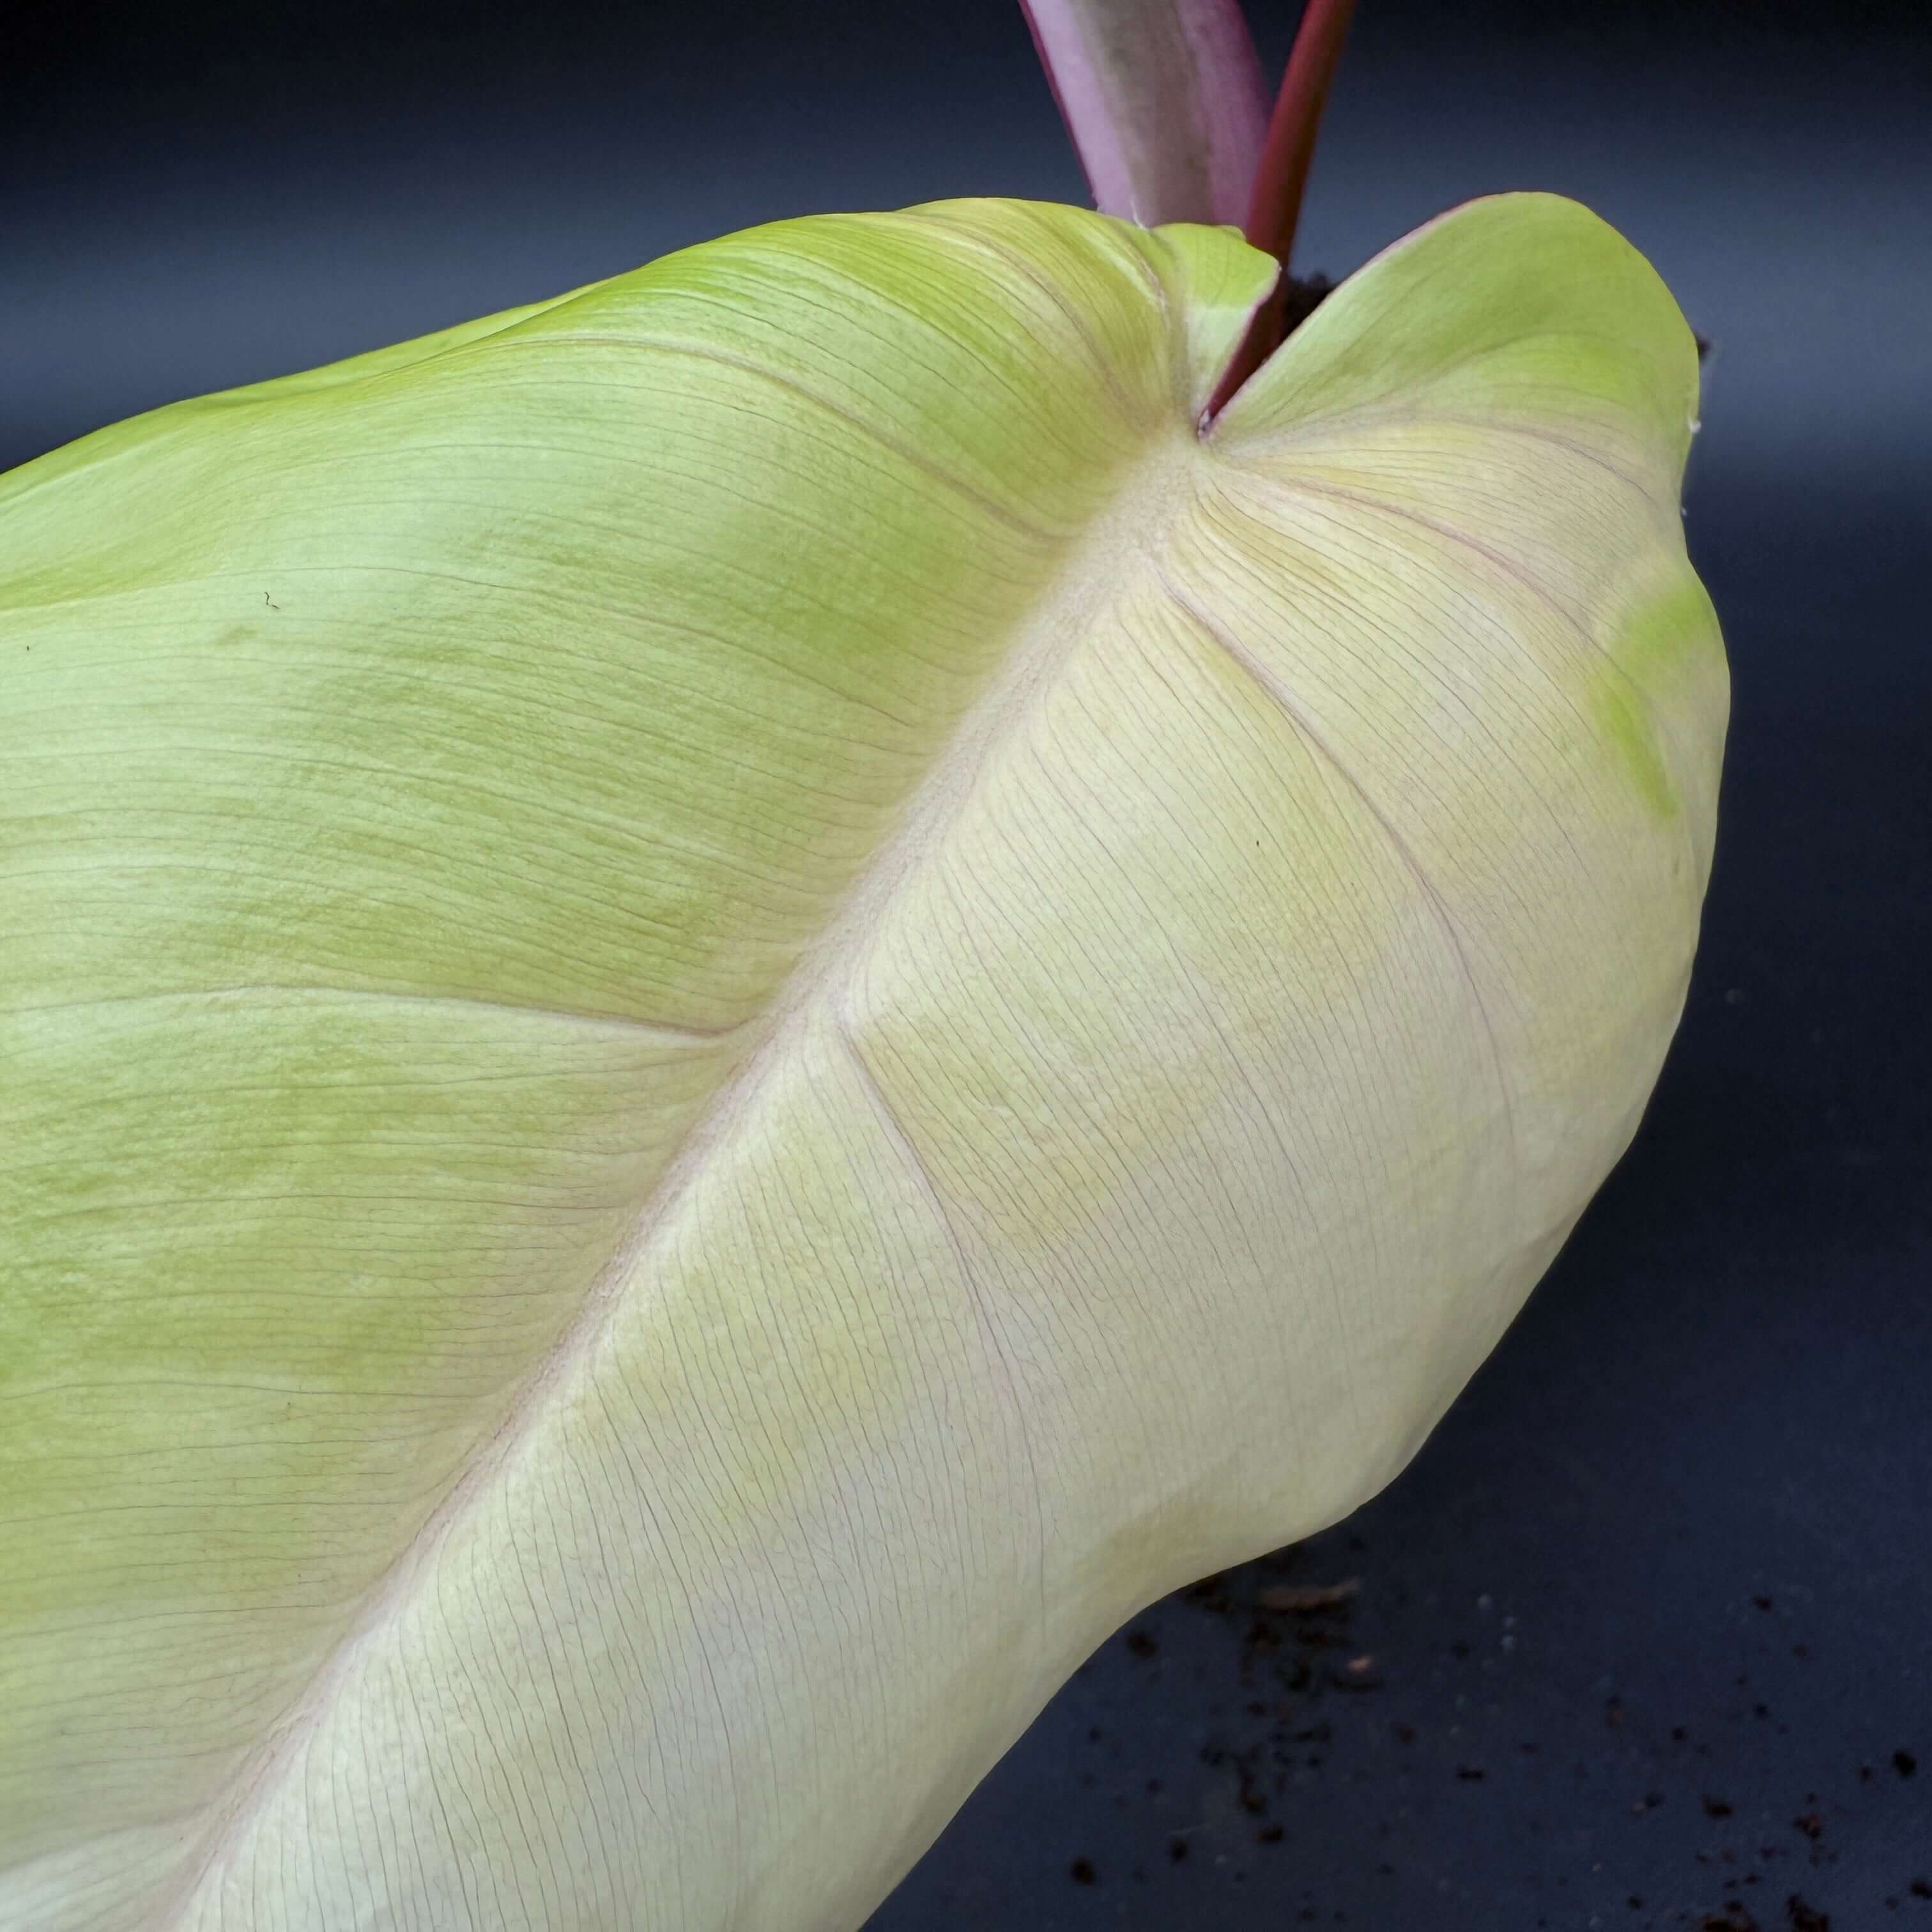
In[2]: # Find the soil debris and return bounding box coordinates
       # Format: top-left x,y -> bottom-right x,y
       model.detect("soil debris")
1257,1578 -> 1361,1613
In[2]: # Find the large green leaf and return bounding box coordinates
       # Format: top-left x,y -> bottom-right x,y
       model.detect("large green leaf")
0,192 -> 1725,1931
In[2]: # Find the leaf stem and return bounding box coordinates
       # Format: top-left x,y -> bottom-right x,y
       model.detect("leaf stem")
1246,0 -> 1358,272
1204,0 -> 1358,423
1019,0 -> 1269,229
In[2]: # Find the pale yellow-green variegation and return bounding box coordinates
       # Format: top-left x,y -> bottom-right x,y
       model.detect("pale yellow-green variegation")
0,192 -> 1725,1931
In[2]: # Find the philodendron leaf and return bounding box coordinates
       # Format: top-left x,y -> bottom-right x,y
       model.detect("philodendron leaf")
0,192 -> 1724,1931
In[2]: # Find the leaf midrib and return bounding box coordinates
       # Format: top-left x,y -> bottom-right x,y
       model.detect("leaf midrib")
143,417 -> 1208,1931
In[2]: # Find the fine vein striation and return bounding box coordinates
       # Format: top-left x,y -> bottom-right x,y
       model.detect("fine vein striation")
0,192 -> 1725,1932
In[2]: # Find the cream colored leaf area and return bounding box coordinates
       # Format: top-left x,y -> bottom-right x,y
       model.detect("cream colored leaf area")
0,194 -> 1725,1930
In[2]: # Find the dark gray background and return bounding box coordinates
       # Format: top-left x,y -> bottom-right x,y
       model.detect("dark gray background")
7,3 -> 1928,1926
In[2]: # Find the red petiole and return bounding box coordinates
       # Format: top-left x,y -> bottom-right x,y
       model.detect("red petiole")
1205,0 -> 1359,422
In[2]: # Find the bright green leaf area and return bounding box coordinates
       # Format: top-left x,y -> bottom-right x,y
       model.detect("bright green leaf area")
0,194 -> 1725,1931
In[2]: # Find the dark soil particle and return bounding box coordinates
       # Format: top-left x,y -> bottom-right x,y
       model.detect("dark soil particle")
1257,1579 -> 1361,1613
1055,1539 -> 1919,1928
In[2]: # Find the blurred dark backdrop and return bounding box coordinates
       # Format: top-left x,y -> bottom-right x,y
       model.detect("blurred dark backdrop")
6,2 -> 1928,1926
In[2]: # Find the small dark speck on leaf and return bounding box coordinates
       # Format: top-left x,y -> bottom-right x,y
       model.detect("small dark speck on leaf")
1705,1795 -> 1736,1818
1894,1749 -> 1919,1778
1168,1837 -> 1189,1864
1754,1595 -> 1774,1611
1455,1765 -> 1485,1782
1786,1895 -> 1830,1931
1792,1813 -> 1823,1842
1069,1858 -> 1096,1885
1908,1877 -> 1931,1897
1125,1629 -> 1158,1659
